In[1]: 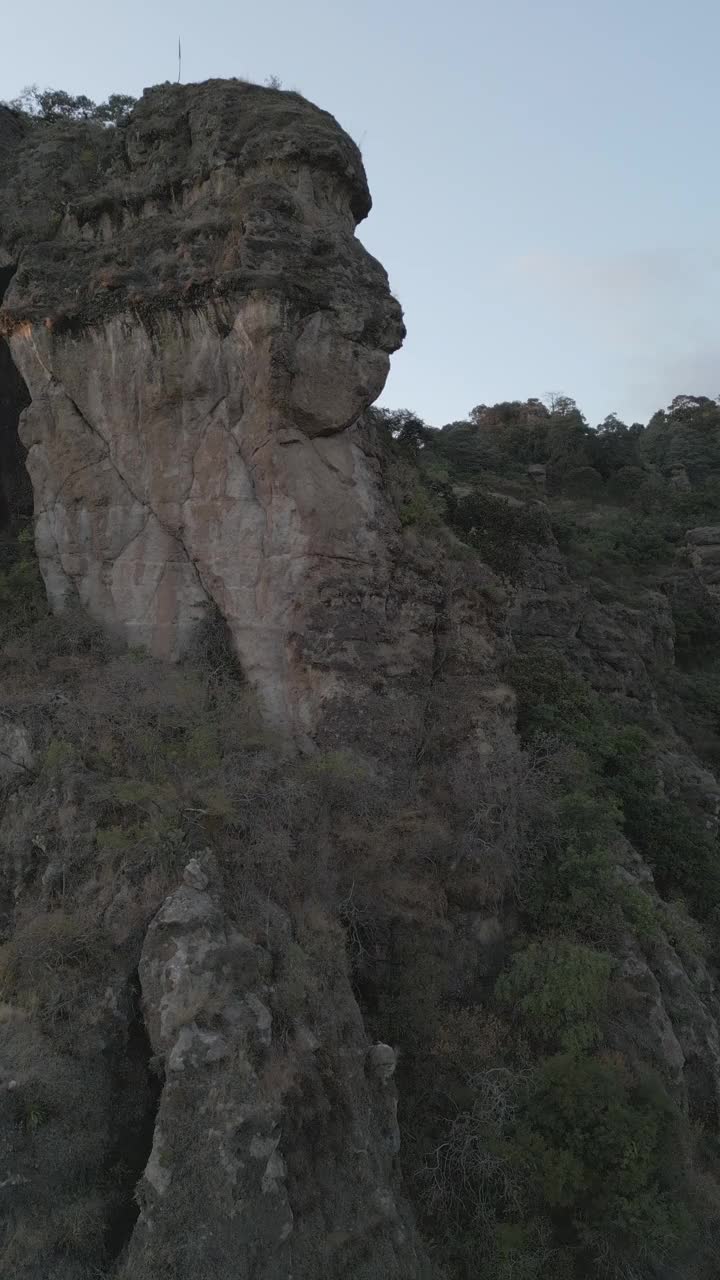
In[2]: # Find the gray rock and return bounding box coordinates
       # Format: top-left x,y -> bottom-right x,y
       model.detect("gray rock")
367,1041 -> 397,1082
0,716 -> 34,782
182,858 -> 209,892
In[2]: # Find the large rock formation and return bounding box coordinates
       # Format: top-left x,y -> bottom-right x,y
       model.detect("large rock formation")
0,81 -> 404,740
5,78 -> 720,1280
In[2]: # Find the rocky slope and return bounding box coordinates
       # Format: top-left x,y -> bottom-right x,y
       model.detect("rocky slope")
1,80 -> 720,1280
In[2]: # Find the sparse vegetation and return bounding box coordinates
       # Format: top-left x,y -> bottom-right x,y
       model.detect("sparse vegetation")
5,85 -> 137,126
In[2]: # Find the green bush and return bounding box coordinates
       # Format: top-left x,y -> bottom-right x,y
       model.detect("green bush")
508,1054 -> 692,1266
507,651 -> 615,763
525,836 -> 624,947
450,490 -> 549,582
399,482 -> 444,529
623,793 -> 720,923
0,523 -> 46,639
496,939 -> 614,1054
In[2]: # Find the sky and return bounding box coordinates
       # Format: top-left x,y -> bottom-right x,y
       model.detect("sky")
3,0 -> 720,428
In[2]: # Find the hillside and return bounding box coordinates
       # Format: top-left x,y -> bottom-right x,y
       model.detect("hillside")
1,79 -> 720,1280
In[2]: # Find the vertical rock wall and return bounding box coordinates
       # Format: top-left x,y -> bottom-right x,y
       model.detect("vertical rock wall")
0,82 -> 404,740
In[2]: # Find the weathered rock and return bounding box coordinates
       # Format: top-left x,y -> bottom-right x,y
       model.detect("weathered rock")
1,82 -> 404,743
126,862 -> 432,1279
0,715 -> 33,783
669,462 -> 691,490
526,462 -> 547,493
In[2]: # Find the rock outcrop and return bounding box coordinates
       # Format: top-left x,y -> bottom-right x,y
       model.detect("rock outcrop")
0,81 -> 404,741
121,857 -> 426,1280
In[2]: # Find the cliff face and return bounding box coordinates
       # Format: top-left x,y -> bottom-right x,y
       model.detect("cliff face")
0,81 -> 404,741
3,82 -> 720,1280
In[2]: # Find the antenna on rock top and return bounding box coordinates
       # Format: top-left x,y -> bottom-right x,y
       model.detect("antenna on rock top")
177,37 -> 182,84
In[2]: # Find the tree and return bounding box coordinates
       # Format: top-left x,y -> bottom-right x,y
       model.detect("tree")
544,391 -> 578,417
36,89 -> 96,121
642,394 -> 720,482
4,85 -> 136,127
590,413 -> 643,477
92,94 -> 136,126
372,407 -> 431,451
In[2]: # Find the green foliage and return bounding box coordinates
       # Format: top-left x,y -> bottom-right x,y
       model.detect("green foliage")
509,648 -> 720,926
373,407 -> 433,453
399,482 -> 444,529
20,1099 -> 51,1134
618,882 -> 663,947
0,522 -> 46,639
449,490 -> 550,582
642,395 -> 720,484
507,651 -> 614,762
374,392 -> 720,1279
5,84 -> 136,125
601,733 -> 720,922
552,505 -> 682,580
510,1054 -> 691,1262
496,939 -> 614,1054
525,828 -> 623,946
623,792 -> 720,923
673,603 -> 720,668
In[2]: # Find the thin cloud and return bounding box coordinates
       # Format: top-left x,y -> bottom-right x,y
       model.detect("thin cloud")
510,248 -> 720,421
513,248 -> 719,301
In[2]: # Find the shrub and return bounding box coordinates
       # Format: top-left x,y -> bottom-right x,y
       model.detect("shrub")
510,1054 -> 692,1266
6,84 -> 136,125
619,789 -> 720,923
0,523 -> 46,640
524,837 -> 625,947
399,482 -> 444,529
506,651 -> 614,762
421,1066 -> 524,1227
496,939 -> 614,1054
0,909 -> 110,1024
449,490 -> 549,582
618,882 -> 663,947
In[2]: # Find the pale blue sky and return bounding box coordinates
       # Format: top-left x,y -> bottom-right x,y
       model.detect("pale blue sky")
4,0 -> 720,427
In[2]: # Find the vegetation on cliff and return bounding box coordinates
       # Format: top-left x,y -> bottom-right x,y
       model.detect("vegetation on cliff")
1,70 -> 719,1280
1,389 -> 719,1278
4,85 -> 137,125
372,392 -> 720,1279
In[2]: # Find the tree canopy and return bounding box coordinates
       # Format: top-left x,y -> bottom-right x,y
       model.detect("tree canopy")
4,85 -> 136,126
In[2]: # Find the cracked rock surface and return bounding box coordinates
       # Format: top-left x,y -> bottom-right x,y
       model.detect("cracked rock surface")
0,81 -> 404,741
120,859 -> 428,1280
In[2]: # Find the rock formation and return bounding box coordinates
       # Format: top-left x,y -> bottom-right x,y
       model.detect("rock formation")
120,857 -> 425,1280
3,77 -> 720,1280
0,80 -> 404,741
687,526 -> 720,603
